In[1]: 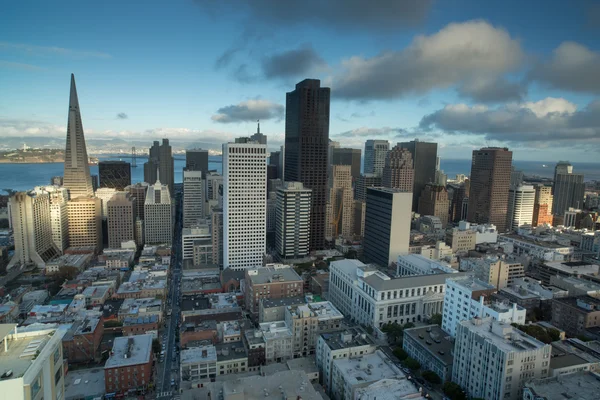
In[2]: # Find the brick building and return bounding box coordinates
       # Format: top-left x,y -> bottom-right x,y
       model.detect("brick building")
62,317 -> 104,363
244,265 -> 303,316
104,334 -> 153,396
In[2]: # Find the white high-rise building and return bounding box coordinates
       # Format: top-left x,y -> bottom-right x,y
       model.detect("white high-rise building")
8,190 -> 60,269
275,182 -> 312,259
507,184 -> 535,231
453,318 -> 551,400
144,178 -> 173,245
183,169 -> 204,228
364,139 -> 389,177
223,142 -> 267,270
40,185 -> 69,253
95,187 -> 117,219
204,171 -> 223,217
182,224 -> 211,261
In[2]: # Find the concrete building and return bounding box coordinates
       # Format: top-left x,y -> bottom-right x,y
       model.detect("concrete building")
363,188 -> 411,267
98,161 -> 131,191
403,324 -> 454,381
445,226 -> 477,253
533,184 -> 554,227
396,254 -> 457,277
182,225 -> 211,261
205,171 -> 223,217
354,173 -> 381,202
442,276 -> 526,337
418,183 -> 450,228
329,259 -> 451,329
523,372 -> 600,400
104,334 -> 153,395
285,79 -> 330,251
327,165 -> 354,239
8,190 -> 59,269
364,139 -> 389,177
550,275 -> 600,297
468,147 -> 513,232
0,324 -> 69,400
259,296 -> 305,323
144,177 -> 173,245
382,145 -> 414,192
186,148 -> 209,175
331,147 -> 361,180
126,182 -> 148,221
461,256 -> 525,289
398,140 -> 438,212
144,138 -> 174,195
244,265 -> 303,316
553,165 -> 585,216
409,241 -> 453,262
211,208 -> 223,267
223,142 -> 267,270
258,321 -> 293,363
180,345 -> 218,383
354,378 -> 423,400
284,301 -> 343,357
499,235 -> 574,263
95,187 -> 117,219
107,192 -> 136,249
275,182 -> 312,259
183,169 -> 204,229
551,296 -> 600,337
507,185 -> 536,231
453,318 -> 551,400
67,196 -> 102,252
43,185 -> 70,253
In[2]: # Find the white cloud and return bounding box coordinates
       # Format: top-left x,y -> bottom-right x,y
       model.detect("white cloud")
0,42 -> 112,59
211,99 -> 284,123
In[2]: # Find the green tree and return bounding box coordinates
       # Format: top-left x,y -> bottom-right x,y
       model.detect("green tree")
104,320 -> 123,328
547,328 -> 561,342
403,322 -> 415,330
381,323 -> 403,343
443,382 -> 467,400
421,370 -> 442,384
404,357 -> 421,371
393,347 -> 409,361
429,314 -> 443,325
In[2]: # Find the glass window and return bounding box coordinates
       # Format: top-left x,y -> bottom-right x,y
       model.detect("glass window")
31,375 -> 42,398
54,347 -> 61,364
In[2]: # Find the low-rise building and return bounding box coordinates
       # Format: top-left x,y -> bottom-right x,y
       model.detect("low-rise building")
104,334 -> 154,395
181,320 -> 219,348
396,254 -> 457,277
62,317 -> 104,363
523,372 -> 600,400
460,256 -> 525,289
82,285 -> 112,306
533,261 -> 600,285
403,325 -> 454,381
114,270 -> 167,299
258,321 -> 293,363
551,296 -> 600,337
180,345 -> 218,386
45,253 -> 93,274
354,378 -> 425,400
244,265 -> 303,317
181,270 -> 222,295
216,342 -> 248,376
64,368 -> 106,400
122,315 -> 159,336
118,298 -> 162,322
549,275 -> 600,297
499,234 -> 574,263
243,329 -> 266,371
259,296 -> 305,323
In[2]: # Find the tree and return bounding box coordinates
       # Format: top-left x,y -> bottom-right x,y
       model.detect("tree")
404,357 -> 421,371
393,347 -> 409,361
443,382 -> 467,400
429,313 -> 442,325
381,323 -> 403,343
104,320 -> 123,328
421,370 -> 442,384
547,328 -> 561,342
152,339 -> 161,354
403,322 -> 415,330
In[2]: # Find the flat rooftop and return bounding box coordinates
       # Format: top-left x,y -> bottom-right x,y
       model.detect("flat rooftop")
320,327 -> 375,351
246,265 -> 302,285
525,372 -> 600,400
289,301 -> 343,320
363,271 -> 463,291
404,325 -> 454,366
215,342 -> 247,362
181,295 -> 210,312
503,234 -> 571,249
448,276 -> 495,292
355,378 -> 424,400
544,261 -> 600,276
222,370 -> 322,400
64,368 -> 105,399
261,296 -> 305,309
181,345 -> 217,365
332,350 -> 403,386
259,321 -> 292,340
105,334 -> 153,369
553,296 -> 600,313
460,318 -> 548,353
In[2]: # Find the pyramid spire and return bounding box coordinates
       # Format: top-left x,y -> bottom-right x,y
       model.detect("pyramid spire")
69,73 -> 79,112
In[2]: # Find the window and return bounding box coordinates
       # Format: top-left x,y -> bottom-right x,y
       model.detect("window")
31,375 -> 42,398
54,347 -> 61,364
55,367 -> 63,384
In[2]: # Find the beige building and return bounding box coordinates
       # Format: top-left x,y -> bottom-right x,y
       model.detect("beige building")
107,192 -> 136,249
418,183 -> 450,228
44,186 -> 70,253
445,227 -> 477,253
461,256 -> 524,289
67,196 -> 102,252
326,165 -> 354,240
382,145 -> 414,192
284,301 -> 343,357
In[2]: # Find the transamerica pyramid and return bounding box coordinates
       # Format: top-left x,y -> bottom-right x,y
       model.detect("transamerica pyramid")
63,74 -> 94,198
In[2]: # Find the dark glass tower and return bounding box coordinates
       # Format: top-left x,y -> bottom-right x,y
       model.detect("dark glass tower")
331,147 -> 362,181
397,140 -> 438,212
284,79 -> 330,251
185,148 -> 209,175
99,161 -> 131,190
144,139 -> 174,194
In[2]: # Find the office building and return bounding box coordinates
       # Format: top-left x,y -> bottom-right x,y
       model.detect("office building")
553,161 -> 573,192
396,254 -> 457,277
95,187 -> 117,220
211,208 -> 223,267
551,296 -> 600,337
284,79 -> 330,251
453,318 -> 551,400
98,161 -> 131,190
326,165 -> 354,239
67,196 -> 103,251
382,145 -> 414,192
8,190 -> 60,269
354,173 -> 381,202
186,148 -> 209,174
329,259 -> 451,329
107,192 -> 136,248
450,180 -> 470,223
533,184 -> 554,227
398,140 -> 438,212
468,147 -> 513,232
244,265 -> 303,316
104,334 -> 153,395
353,200 -> 366,238
364,139 -> 389,177
183,169 -> 204,228
507,184 -> 536,231
418,183 -> 450,228
269,150 -> 282,180
363,188 -> 411,267
144,139 -> 174,195
511,167 -> 524,189
144,178 -> 173,245
126,182 -> 148,220
403,325 -> 455,381
205,171 -> 223,216
460,256 -> 524,289
182,225 -> 211,261
442,276 -> 526,337
553,169 -> 585,216
42,186 -> 70,253
63,74 -> 94,199
275,182 -> 312,259
0,324 -> 69,400
251,122 -> 267,145
331,147 -> 361,180
223,142 -> 267,270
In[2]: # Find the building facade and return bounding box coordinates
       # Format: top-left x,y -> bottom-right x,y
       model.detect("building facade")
183,169 -> 204,229
507,184 -> 535,231
364,139 -> 389,177
533,184 -> 553,227
418,183 -> 450,228
144,178 -> 173,245
275,182 -> 312,259
104,334 -> 153,395
98,161 -> 131,191
185,148 -> 209,175
67,196 -> 103,252
398,140 -> 438,212
331,147 -> 361,180
553,171 -> 585,216
144,139 -> 174,195
107,192 -> 136,249
244,265 -> 303,316
382,145 -> 414,192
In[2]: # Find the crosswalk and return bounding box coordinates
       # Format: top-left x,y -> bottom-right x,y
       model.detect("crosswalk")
156,391 -> 180,399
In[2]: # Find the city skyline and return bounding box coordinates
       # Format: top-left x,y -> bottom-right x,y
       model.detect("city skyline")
0,1 -> 599,161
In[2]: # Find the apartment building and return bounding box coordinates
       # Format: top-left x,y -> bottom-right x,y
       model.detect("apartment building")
460,256 -> 525,289
551,296 -> 600,337
104,334 -> 154,395
284,301 -> 343,357
244,265 -> 303,316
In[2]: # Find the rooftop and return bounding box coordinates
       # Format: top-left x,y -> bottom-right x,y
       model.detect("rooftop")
288,301 -> 343,321
105,334 -> 153,369
215,342 -> 247,362
123,315 -> 159,326
259,321 -> 292,341
332,350 -> 403,386
447,276 -> 495,292
459,318 -> 549,353
63,368 -> 105,399
82,285 -> 111,299
222,370 -> 322,400
119,298 -> 162,316
553,296 -> 600,313
549,353 -> 591,370
404,325 -> 455,365
181,295 -> 211,312
354,378 -> 424,400
261,296 -> 305,309
320,326 -> 375,351
502,234 -> 571,249
524,372 -> 600,400
181,345 -> 217,365
246,264 -> 302,285
544,261 -> 600,276
63,317 -> 101,341
363,271 -> 463,291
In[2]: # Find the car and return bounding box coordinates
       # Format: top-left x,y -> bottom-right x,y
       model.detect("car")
170,379 -> 175,386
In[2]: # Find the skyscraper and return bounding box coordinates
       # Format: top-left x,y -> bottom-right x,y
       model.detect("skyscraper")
553,164 -> 585,216
507,185 -> 535,231
144,139 -> 174,194
107,192 -> 136,248
144,177 -> 173,245
63,74 -> 94,199
126,183 -> 149,221
67,197 -> 102,251
98,161 -> 131,190
553,161 -> 573,194
326,165 -> 354,240
45,186 -> 69,253
223,142 -> 267,270
382,145 -> 414,192
251,121 -> 267,145
8,190 -> 60,269
275,182 -> 312,259
398,140 -> 438,212
467,147 -> 512,232
532,184 -> 553,227
418,184 -> 450,228
364,140 -> 389,177
354,174 -> 382,202
285,79 -> 330,251
185,148 -> 209,175
363,188 -> 411,267
183,169 -> 204,228
331,147 -> 362,181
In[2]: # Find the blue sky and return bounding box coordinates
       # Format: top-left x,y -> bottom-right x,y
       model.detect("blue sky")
0,0 -> 599,161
